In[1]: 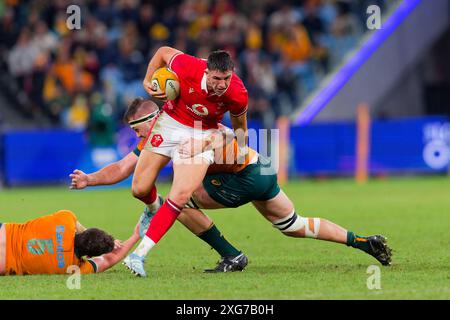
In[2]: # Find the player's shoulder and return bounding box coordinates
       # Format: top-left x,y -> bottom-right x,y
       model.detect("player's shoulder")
225,73 -> 248,102
170,53 -> 206,73
230,73 -> 247,92
53,210 -> 77,223
29,210 -> 77,231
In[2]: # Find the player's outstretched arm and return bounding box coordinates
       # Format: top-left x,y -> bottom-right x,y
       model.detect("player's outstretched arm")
231,112 -> 249,162
143,46 -> 182,98
69,152 -> 138,189
91,223 -> 140,273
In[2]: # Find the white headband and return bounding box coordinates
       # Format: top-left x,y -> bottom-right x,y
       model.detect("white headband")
128,110 -> 159,128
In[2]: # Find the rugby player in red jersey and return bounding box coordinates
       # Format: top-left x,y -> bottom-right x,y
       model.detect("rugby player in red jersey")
125,47 -> 249,276
70,99 -> 248,273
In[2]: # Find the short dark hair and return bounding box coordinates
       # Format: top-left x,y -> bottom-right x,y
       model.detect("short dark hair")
207,50 -> 235,72
74,228 -> 115,258
123,97 -> 159,123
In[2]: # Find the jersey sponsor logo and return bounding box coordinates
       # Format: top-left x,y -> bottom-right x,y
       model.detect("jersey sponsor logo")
188,104 -> 209,117
151,134 -> 164,147
56,225 -> 65,269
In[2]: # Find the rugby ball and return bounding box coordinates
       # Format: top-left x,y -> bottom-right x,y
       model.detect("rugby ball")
151,67 -> 180,100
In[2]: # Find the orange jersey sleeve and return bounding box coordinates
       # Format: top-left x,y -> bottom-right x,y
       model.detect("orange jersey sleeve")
133,137 -> 149,157
77,258 -> 96,274
4,210 -> 94,275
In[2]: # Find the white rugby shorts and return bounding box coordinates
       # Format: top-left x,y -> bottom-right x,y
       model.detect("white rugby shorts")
144,111 -> 215,164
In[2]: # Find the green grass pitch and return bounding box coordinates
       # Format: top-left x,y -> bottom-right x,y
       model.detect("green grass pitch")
0,176 -> 449,300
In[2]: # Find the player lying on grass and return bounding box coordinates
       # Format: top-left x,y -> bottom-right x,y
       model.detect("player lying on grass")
0,210 -> 140,276
127,125 -> 393,276
70,98 -> 248,273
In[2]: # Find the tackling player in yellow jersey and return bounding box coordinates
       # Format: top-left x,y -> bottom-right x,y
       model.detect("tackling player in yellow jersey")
0,210 -> 140,276
143,125 -> 393,273
72,98 -> 392,277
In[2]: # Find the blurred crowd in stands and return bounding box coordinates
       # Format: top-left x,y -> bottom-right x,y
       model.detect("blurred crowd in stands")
0,0 -> 387,144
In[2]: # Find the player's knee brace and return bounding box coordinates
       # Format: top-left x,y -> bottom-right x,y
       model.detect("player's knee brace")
272,212 -> 320,238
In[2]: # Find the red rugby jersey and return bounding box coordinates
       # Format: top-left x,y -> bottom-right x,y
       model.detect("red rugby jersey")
164,53 -> 248,130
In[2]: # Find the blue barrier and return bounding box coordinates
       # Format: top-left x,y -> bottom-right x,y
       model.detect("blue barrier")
3,129 -> 87,186
290,121 -> 356,175
1,127 -> 174,187
1,116 -> 449,186
290,116 -> 450,176
0,133 -> 4,185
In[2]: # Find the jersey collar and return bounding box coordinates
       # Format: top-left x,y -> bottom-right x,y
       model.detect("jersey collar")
201,72 -> 208,94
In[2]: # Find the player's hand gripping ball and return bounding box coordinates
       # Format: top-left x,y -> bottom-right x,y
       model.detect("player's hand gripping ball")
151,67 -> 180,100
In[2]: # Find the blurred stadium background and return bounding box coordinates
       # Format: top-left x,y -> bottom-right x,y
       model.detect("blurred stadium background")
1,0 -> 450,186
1,0 -> 450,300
